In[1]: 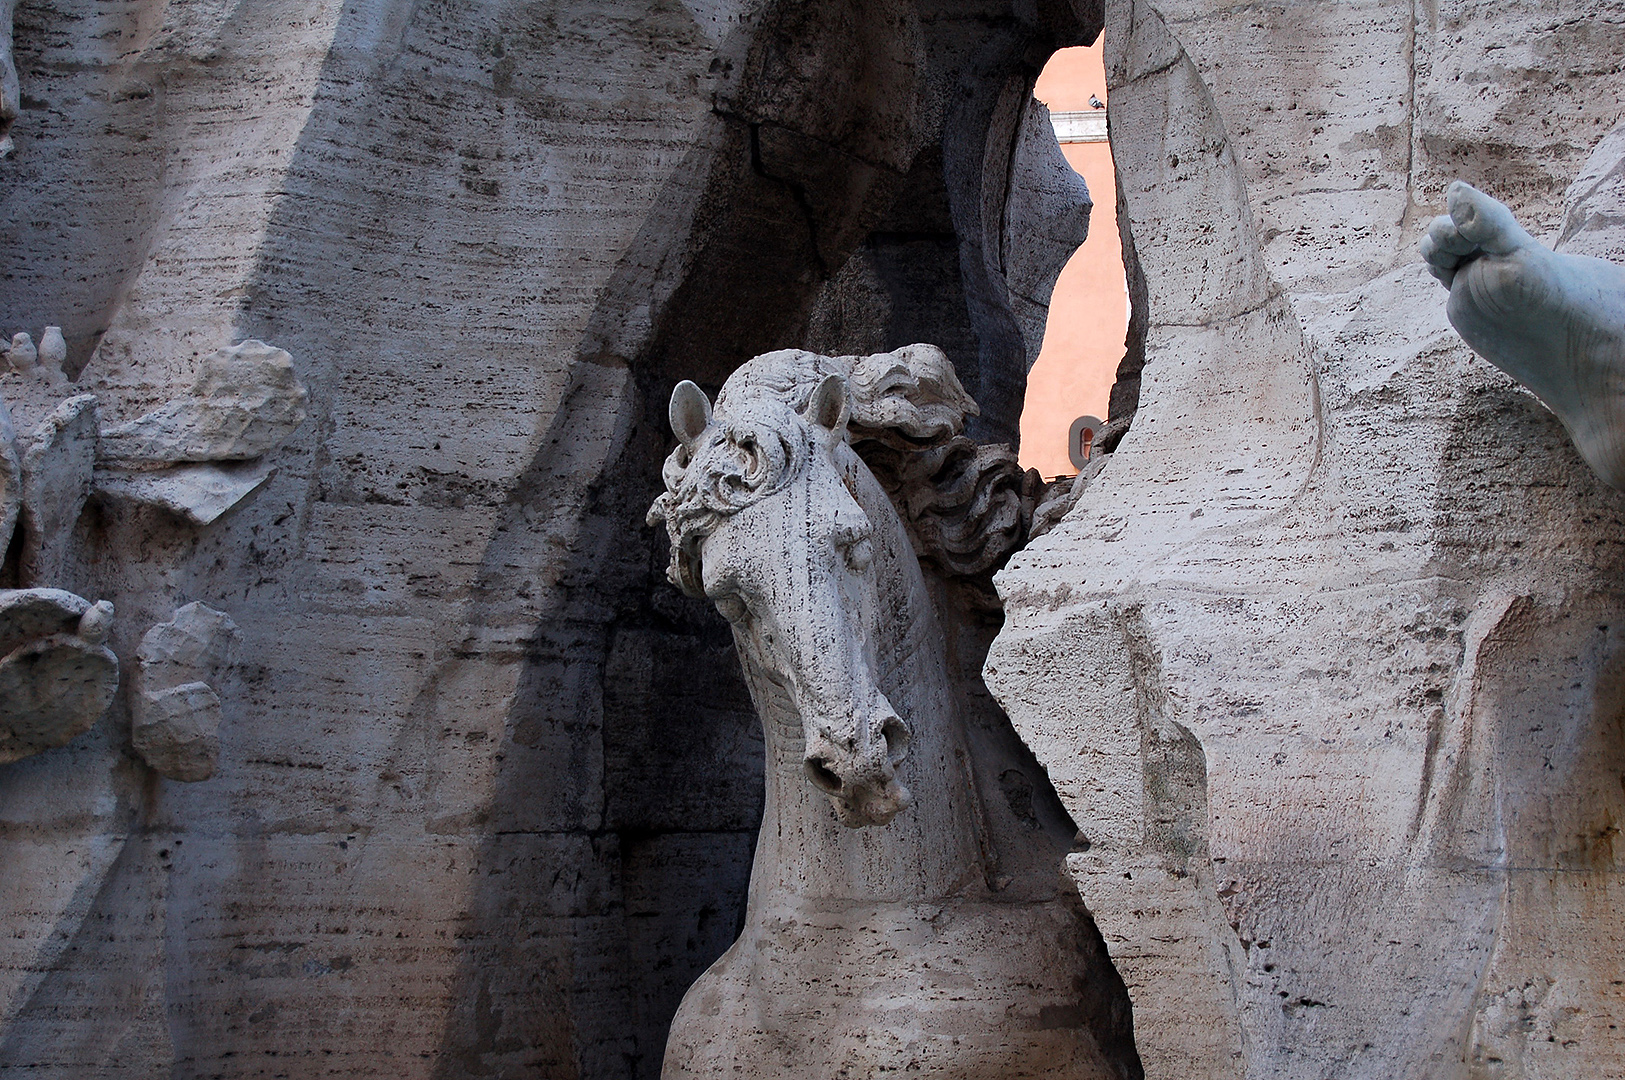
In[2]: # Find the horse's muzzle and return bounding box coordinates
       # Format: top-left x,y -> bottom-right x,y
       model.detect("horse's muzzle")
802,710 -> 913,827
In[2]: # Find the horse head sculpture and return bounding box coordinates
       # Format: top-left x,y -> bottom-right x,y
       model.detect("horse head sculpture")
650,367 -> 915,825
649,345 -> 1140,1079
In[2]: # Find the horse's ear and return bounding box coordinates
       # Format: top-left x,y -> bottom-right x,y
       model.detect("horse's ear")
669,380 -> 712,447
804,373 -> 848,433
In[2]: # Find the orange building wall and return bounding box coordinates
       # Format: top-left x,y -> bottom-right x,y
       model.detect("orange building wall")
1021,43 -> 1126,480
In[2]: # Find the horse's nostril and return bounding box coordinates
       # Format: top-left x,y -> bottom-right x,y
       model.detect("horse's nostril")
881,716 -> 910,766
804,756 -> 842,793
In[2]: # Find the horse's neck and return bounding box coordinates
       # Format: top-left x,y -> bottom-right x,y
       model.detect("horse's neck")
738,481 -> 990,908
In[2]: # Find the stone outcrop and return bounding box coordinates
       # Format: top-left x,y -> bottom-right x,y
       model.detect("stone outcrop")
97,339 -> 307,466
130,601 -> 238,782
17,394 -> 96,585
0,589 -> 117,765
0,1 -> 1105,1076
987,2 -> 1625,1079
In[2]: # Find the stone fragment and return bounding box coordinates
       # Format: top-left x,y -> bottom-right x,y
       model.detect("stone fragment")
135,602 -> 237,684
93,460 -> 275,526
5,332 -> 34,373
130,682 -> 222,783
0,589 -> 118,765
18,394 -> 97,586
98,340 -> 307,466
76,600 -> 113,644
131,602 -> 238,782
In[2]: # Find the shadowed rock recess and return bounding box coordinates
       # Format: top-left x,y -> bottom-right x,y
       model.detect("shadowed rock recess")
0,1 -> 1123,1077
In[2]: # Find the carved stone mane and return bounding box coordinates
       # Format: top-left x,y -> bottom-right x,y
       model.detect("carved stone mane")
649,343 -> 1034,590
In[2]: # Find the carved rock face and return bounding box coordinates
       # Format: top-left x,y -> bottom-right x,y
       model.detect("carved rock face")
0,589 -> 118,765
97,339 -> 308,467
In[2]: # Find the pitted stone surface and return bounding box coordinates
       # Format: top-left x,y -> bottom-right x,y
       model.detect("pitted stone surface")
988,2 -> 1625,1079
0,587 -> 118,765
130,680 -> 223,783
18,394 -> 96,586
97,340 -> 307,466
0,1 -> 1107,1076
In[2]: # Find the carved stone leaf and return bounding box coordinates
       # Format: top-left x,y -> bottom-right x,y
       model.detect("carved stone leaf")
93,460 -> 275,526
0,587 -> 91,655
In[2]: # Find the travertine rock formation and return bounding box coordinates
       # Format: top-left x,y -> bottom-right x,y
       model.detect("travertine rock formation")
0,1 -> 1104,1076
988,2 -> 1625,1078
0,589 -> 117,764
131,602 -> 238,782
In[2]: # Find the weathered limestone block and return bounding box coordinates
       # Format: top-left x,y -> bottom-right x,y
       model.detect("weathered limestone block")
0,589 -> 117,764
97,340 -> 307,466
988,2 -> 1625,1079
93,460 -> 276,526
131,601 -> 238,782
17,394 -> 96,585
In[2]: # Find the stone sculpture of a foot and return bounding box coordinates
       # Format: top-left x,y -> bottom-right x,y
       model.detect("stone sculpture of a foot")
1422,180 -> 1625,488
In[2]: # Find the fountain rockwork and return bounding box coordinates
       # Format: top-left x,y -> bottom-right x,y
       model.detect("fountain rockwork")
6,0 -> 1616,1077
0,1 -> 1103,1077
987,1 -> 1625,1078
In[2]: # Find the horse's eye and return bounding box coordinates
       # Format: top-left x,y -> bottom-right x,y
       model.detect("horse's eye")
713,594 -> 748,623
